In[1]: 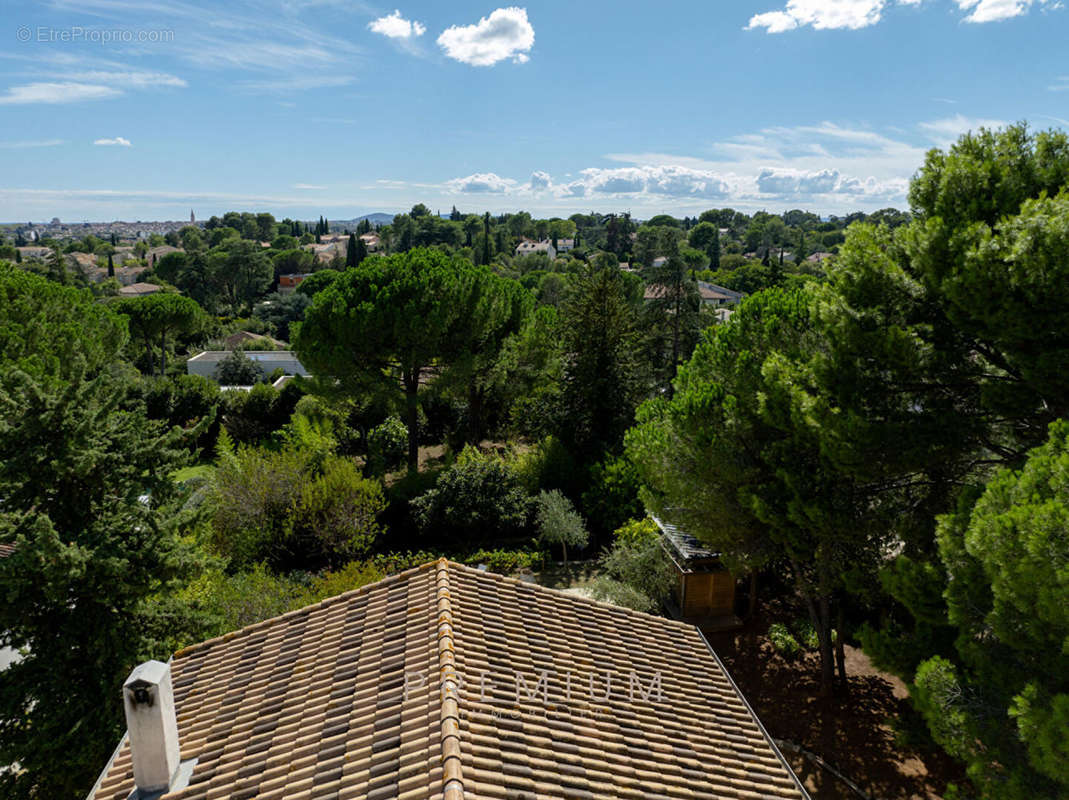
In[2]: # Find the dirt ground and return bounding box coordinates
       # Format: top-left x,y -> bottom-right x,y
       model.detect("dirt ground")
707,604 -> 964,800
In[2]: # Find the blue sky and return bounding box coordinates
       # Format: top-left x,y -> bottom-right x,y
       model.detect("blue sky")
0,0 -> 1067,221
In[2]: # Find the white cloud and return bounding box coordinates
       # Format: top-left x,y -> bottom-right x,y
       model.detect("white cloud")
94,137 -> 132,147
446,172 -> 517,193
748,0 -> 1055,31
918,114 -> 1007,146
0,82 -> 122,105
747,0 -> 891,32
955,0 -> 1045,21
529,171 -> 552,190
437,7 -> 534,66
0,139 -> 65,149
1050,76 -> 1069,92
294,183 -> 326,190
368,10 -> 426,39
565,165 -> 734,199
54,71 -> 187,88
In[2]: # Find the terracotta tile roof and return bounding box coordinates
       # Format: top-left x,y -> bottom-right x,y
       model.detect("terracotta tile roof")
0,543 -> 14,558
90,560 -> 806,800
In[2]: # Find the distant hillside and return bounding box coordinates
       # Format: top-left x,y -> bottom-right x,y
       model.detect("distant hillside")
330,213 -> 395,227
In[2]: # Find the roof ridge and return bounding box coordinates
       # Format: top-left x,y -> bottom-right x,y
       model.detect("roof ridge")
445,560 -> 696,631
434,558 -> 465,800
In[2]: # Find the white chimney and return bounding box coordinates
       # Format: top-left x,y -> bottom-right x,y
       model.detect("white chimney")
123,660 -> 181,795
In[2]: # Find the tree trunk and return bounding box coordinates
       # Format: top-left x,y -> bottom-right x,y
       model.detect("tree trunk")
747,571 -> 759,619
159,331 -> 167,377
404,367 -> 420,471
816,595 -> 835,697
835,602 -> 848,690
145,337 -> 154,376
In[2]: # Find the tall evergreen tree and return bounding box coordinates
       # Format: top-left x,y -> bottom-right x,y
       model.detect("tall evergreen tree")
346,232 -> 359,268
0,267 -> 209,799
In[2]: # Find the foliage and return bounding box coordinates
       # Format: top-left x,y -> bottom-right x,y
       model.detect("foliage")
253,291 -> 311,341
213,348 -> 264,385
557,262 -> 647,459
590,578 -> 661,614
611,517 -> 660,547
211,444 -> 384,570
221,381 -> 303,444
533,489 -> 589,565
295,249 -> 526,468
581,455 -> 644,535
597,529 -> 673,607
410,447 -> 530,546
910,421 -> 1069,799
113,292 -> 204,376
367,416 -> 408,475
768,624 -> 802,659
0,267 -> 209,799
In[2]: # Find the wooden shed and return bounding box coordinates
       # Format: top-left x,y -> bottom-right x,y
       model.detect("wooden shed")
654,515 -> 742,631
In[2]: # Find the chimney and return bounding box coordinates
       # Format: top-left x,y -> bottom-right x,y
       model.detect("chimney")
123,660 -> 181,796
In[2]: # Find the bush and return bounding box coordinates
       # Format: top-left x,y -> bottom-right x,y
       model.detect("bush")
464,548 -> 543,574
768,623 -> 802,658
213,348 -> 264,385
367,416 -> 408,475
581,455 -> 643,535
533,489 -> 589,565
590,578 -> 660,614
793,618 -> 820,650
139,373 -> 221,452
611,517 -> 660,547
596,528 -> 674,612
410,447 -> 530,546
222,381 -> 303,444
211,444 -> 384,570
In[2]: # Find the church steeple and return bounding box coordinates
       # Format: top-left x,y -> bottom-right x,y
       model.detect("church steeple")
190,209 -> 195,224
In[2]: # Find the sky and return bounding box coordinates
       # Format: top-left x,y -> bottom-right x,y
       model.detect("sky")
0,0 -> 1067,222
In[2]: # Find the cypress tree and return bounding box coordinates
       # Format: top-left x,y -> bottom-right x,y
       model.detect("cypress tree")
107,252 -> 115,278
346,233 -> 358,267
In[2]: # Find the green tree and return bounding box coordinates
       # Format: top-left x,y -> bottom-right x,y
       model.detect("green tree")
213,348 -> 264,385
0,267 -> 208,798
113,292 -> 203,376
557,260 -> 647,459
911,421 -> 1069,799
533,489 -> 588,565
206,238 -> 273,314
295,249 -> 498,469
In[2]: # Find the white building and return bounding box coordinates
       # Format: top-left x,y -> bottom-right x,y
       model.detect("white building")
186,351 -> 309,380
514,239 -> 556,259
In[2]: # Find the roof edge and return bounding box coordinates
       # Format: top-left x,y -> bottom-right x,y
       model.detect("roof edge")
697,631 -> 812,800
435,559 -> 465,799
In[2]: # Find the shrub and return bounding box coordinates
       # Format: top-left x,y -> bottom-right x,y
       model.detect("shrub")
222,381 -> 302,444
213,348 -> 263,385
367,416 -> 408,475
598,533 -> 674,606
296,456 -> 384,566
768,623 -> 802,658
211,445 -> 384,570
465,549 -> 543,574
793,618 -> 820,650
581,455 -> 644,535
611,517 -> 660,547
410,447 -> 530,546
590,578 -> 660,614
533,489 -> 589,565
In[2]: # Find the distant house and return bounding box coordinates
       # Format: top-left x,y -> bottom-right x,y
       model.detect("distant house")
277,273 -> 308,294
222,330 -> 287,350
555,238 -> 575,254
654,515 -> 741,631
186,350 -> 309,380
643,281 -> 744,309
807,251 -> 834,264
359,232 -> 380,252
515,239 -> 556,259
118,282 -> 163,297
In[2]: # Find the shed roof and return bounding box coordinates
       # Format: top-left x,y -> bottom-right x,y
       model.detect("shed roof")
90,560 -> 805,800
654,515 -> 721,563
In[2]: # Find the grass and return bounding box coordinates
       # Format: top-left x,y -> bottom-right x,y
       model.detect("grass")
172,463 -> 213,483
